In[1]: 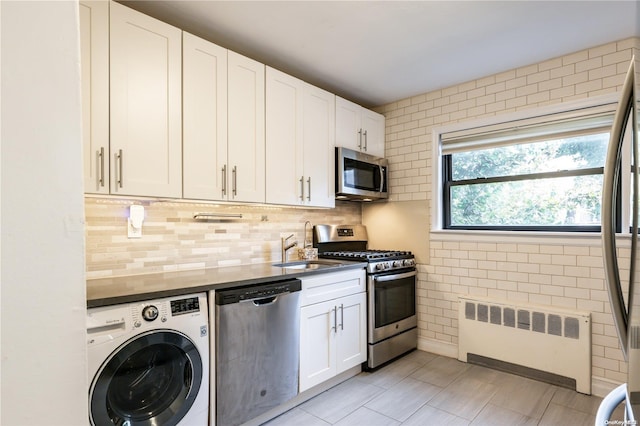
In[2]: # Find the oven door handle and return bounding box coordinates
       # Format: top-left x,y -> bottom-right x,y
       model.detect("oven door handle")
373,270 -> 417,282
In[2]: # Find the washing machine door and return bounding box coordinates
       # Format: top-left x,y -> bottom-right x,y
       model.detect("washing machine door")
89,330 -> 203,426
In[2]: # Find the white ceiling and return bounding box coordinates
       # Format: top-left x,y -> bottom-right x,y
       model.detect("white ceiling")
121,1 -> 640,108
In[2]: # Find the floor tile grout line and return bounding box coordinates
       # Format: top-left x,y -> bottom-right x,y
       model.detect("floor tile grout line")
359,405 -> 404,425
537,386 -> 559,425
303,381 -> 387,425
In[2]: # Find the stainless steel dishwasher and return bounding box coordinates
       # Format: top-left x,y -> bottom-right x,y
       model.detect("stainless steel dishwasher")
215,278 -> 302,426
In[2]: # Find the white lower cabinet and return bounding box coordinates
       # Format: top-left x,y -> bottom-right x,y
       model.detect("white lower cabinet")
299,269 -> 367,392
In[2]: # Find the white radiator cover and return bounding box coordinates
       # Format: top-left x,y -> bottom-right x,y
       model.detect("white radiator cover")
458,296 -> 591,394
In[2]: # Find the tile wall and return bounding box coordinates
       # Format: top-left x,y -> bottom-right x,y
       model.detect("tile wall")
85,197 -> 361,279
376,37 -> 640,394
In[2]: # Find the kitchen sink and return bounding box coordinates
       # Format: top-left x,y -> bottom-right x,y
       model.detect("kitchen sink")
272,260 -> 344,270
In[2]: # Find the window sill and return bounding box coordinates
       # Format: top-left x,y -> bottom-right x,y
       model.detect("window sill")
430,228 -> 631,247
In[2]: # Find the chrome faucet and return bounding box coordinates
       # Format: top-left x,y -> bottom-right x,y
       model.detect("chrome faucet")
281,234 -> 298,263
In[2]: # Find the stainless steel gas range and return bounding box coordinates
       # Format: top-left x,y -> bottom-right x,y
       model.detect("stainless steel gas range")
314,224 -> 417,369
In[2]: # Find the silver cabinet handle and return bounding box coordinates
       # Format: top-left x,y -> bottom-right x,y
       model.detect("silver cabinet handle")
363,130 -> 368,152
307,176 -> 311,201
339,303 -> 344,330
300,176 -> 304,201
116,149 -> 123,188
98,147 -> 105,188
331,306 -> 337,333
358,128 -> 363,149
221,165 -> 227,196
232,166 -> 237,196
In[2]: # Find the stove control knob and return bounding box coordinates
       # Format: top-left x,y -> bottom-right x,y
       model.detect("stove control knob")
393,260 -> 402,268
404,259 -> 415,267
142,305 -> 159,322
375,262 -> 386,271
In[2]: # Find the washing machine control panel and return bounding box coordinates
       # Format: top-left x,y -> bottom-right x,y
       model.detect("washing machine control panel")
133,297 -> 201,327
134,302 -> 168,327
170,297 -> 200,315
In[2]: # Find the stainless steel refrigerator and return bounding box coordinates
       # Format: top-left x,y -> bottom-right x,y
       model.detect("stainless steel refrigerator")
599,56 -> 639,424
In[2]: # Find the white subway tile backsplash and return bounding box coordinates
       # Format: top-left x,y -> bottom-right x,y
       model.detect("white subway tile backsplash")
89,36 -> 640,395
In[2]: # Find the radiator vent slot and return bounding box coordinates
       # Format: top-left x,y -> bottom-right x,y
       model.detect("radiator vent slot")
459,296 -> 591,394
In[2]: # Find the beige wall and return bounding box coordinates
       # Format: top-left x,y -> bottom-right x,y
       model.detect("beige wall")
2,1 -> 88,423
374,37 -> 640,396
85,198 -> 361,278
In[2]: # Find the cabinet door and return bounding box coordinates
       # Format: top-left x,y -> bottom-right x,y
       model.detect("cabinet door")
361,108 -> 385,157
335,292 -> 367,374
265,67 -> 303,205
228,51 -> 265,203
110,2 -> 182,198
80,1 -> 109,194
299,300 -> 337,392
302,84 -> 335,208
335,96 -> 362,152
183,32 -> 228,200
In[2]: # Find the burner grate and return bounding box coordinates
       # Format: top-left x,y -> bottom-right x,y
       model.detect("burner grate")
319,250 -> 413,261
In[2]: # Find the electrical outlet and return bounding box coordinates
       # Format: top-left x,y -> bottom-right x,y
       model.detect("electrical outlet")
128,218 -> 142,238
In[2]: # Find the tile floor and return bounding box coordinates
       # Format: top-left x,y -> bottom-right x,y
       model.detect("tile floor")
264,350 -> 624,426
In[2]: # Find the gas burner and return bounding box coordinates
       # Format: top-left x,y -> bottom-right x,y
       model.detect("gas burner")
314,224 -> 415,273
320,250 -> 413,261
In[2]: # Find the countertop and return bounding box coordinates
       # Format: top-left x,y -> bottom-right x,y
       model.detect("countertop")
86,260 -> 367,308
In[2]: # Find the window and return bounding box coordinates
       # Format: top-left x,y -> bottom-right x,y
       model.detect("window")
440,104 -> 618,232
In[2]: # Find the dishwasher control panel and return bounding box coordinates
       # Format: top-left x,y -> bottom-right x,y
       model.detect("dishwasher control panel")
216,279 -> 302,305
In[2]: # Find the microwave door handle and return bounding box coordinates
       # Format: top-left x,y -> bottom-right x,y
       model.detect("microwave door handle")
379,165 -> 385,193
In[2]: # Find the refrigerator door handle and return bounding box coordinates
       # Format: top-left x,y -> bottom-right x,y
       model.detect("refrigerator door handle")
596,383 -> 635,425
602,58 -> 636,361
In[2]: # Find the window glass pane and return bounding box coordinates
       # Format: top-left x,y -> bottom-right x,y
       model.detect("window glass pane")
451,133 -> 609,181
449,175 -> 603,227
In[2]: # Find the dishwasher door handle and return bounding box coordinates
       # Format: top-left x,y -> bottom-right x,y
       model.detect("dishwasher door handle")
243,296 -> 278,306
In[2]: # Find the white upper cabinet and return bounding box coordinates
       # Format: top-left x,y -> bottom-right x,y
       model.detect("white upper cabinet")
266,68 -> 302,205
80,1 -> 374,206
266,67 -> 335,207
360,107 -> 385,157
302,84 -> 336,207
227,51 -> 266,203
109,2 -> 182,198
80,1 -> 109,194
335,96 -> 385,157
182,32 -> 228,201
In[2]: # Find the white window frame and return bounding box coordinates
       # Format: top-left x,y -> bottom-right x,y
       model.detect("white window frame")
431,93 -> 628,241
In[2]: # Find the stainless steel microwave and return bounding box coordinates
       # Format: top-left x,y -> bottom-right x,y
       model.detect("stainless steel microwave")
335,147 -> 388,201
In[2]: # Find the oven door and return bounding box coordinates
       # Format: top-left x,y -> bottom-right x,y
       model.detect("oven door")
368,269 -> 417,343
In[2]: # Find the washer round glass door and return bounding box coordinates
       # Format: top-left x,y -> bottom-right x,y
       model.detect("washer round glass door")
89,330 -> 203,426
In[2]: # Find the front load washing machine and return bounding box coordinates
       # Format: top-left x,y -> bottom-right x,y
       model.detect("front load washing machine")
87,292 -> 209,426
